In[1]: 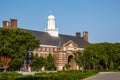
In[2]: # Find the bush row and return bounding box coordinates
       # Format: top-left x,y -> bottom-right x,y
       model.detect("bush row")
0,70 -> 98,80
0,72 -> 22,80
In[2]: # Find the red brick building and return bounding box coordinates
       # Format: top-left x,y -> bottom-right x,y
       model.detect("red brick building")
2,15 -> 89,71
30,15 -> 89,71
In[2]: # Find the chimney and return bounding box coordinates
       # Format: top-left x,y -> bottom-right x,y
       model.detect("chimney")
76,32 -> 81,37
10,19 -> 17,28
83,31 -> 88,42
3,21 -> 10,28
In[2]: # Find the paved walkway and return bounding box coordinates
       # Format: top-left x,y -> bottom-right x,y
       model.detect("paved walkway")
18,71 -> 57,75
83,72 -> 120,80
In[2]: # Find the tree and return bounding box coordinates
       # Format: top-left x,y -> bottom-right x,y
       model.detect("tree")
73,51 -> 84,70
0,47 -> 14,71
11,58 -> 23,71
45,54 -> 56,70
0,28 -> 40,71
30,57 -> 45,71
0,56 -> 11,72
84,42 -> 120,70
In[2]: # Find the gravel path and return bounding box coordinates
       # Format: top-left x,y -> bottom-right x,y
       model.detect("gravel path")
83,72 -> 120,80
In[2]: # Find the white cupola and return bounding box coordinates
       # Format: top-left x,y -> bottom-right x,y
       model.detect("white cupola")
45,15 -> 59,37
47,15 -> 55,30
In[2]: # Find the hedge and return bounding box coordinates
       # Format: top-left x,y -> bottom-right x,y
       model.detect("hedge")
0,70 -> 98,80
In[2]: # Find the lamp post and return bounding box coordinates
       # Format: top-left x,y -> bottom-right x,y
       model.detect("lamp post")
23,53 -> 27,72
23,49 -> 33,72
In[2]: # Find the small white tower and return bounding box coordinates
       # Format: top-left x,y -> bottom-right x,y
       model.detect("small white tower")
45,15 -> 59,37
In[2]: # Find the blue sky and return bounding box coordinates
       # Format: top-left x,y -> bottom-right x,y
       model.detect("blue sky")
0,0 -> 120,43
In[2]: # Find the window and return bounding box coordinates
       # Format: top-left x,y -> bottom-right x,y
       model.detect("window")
38,48 -> 40,51
38,53 -> 40,57
42,47 -> 45,51
41,53 -> 46,57
42,53 -> 45,57
50,48 -> 53,52
45,54 -> 48,57
41,53 -> 43,57
46,47 -> 49,51
54,48 -> 57,51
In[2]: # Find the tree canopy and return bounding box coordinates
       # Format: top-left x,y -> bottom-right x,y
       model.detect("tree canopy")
83,42 -> 120,70
0,28 -> 39,58
30,56 -> 45,71
0,28 -> 40,70
11,58 -> 23,70
45,54 -> 56,70
73,51 -> 84,69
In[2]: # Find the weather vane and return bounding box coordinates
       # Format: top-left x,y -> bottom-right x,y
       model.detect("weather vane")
48,11 -> 52,15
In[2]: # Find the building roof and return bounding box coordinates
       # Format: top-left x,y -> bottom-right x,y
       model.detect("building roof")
26,29 -> 89,48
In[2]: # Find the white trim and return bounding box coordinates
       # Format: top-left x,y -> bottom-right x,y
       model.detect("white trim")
40,45 -> 58,47
78,48 -> 84,50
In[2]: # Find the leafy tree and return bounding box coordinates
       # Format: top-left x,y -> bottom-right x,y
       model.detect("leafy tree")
0,56 -> 11,72
73,51 -> 84,70
45,54 -> 55,70
109,61 -> 114,69
11,58 -> 23,71
0,28 -> 40,70
30,57 -> 45,71
84,42 -> 120,70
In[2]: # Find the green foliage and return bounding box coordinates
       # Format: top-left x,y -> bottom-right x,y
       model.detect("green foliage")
73,51 -> 84,69
31,54 -> 55,71
83,42 -> 120,70
110,61 -> 114,69
45,54 -> 56,70
0,28 -> 39,70
0,70 -> 98,80
14,70 -> 98,80
30,57 -> 45,71
0,28 -> 40,59
0,72 -> 22,80
64,64 -> 71,70
11,58 -> 23,71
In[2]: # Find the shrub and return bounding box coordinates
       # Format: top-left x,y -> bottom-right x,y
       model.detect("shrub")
0,72 -> 22,80
0,70 -> 98,80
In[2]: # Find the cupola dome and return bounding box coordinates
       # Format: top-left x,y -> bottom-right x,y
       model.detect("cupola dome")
45,15 -> 59,37
48,15 -> 55,19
